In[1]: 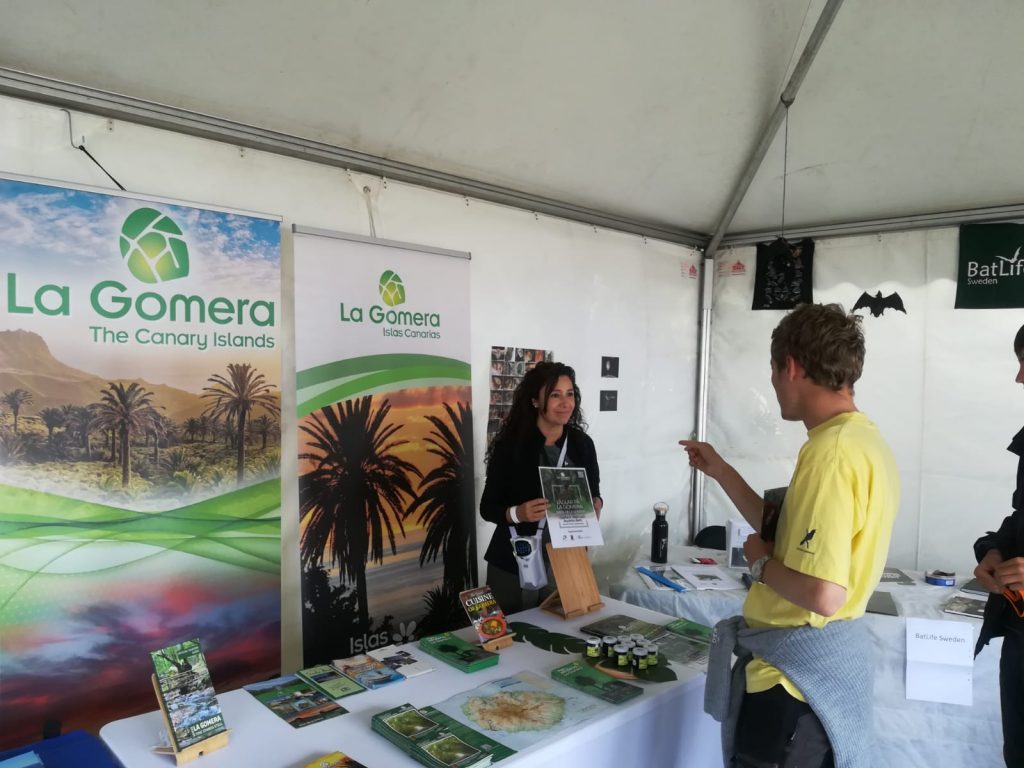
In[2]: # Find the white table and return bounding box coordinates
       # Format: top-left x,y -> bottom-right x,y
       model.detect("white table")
610,544 -> 1004,767
101,597 -> 722,768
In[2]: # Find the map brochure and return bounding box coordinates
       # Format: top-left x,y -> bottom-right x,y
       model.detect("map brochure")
419,632 -> 499,673
537,466 -> 604,548
550,660 -> 643,704
942,594 -> 987,620
880,567 -> 915,586
296,663 -> 366,699
459,586 -> 509,644
243,674 -> 346,729
301,751 -> 368,768
333,654 -> 406,689
371,702 -> 515,768
368,644 -> 435,678
635,564 -> 689,591
149,638 -> 227,751
430,670 -> 610,752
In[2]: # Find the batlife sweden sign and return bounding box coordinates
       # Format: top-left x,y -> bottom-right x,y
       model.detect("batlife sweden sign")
955,223 -> 1024,308
293,227 -> 475,665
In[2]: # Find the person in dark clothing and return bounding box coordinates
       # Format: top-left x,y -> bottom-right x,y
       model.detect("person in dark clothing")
479,361 -> 602,613
973,322 -> 1024,768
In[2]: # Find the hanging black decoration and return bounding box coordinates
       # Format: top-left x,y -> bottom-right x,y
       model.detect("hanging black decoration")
751,237 -> 814,310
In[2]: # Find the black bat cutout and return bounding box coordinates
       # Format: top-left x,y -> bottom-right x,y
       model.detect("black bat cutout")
853,290 -> 906,317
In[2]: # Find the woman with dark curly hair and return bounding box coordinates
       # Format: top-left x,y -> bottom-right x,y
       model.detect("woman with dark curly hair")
479,361 -> 602,613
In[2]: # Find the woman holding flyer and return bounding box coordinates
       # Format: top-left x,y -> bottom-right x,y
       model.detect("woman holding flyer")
480,361 -> 602,613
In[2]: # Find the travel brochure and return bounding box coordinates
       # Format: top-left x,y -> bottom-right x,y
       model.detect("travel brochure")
372,702 -> 516,768
296,664 -> 366,699
538,466 -> 603,548
459,587 -> 509,644
550,660 -> 643,704
301,752 -> 368,768
333,654 -> 406,689
242,674 -> 347,729
368,644 -> 436,678
149,638 -> 227,751
419,632 -> 500,673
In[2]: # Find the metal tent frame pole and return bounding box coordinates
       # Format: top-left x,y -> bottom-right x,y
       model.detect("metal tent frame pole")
688,0 -> 845,542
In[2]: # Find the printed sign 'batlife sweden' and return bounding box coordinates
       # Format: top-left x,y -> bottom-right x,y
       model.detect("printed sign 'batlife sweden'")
955,223 -> 1024,309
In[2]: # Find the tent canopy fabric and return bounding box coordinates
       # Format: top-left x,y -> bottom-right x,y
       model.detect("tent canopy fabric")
1,0 -> 1022,240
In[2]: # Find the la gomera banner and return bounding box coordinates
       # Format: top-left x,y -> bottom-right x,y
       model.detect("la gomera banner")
0,176 -> 282,748
955,223 -> 1024,308
294,227 -> 475,664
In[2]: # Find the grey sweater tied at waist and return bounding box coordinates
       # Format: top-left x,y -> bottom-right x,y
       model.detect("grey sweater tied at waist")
704,615 -> 875,768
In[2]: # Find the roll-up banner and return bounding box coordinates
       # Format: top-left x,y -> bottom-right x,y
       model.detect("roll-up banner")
294,226 -> 475,664
0,175 -> 282,747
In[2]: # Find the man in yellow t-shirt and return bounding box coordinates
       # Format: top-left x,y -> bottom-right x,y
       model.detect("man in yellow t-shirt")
681,303 -> 900,768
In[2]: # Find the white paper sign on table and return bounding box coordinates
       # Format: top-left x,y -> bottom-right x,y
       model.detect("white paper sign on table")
905,617 -> 973,706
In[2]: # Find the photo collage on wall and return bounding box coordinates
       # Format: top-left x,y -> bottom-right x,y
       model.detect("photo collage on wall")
488,346 -> 552,442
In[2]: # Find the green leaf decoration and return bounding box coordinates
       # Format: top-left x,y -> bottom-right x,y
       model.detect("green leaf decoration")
508,621 -> 587,655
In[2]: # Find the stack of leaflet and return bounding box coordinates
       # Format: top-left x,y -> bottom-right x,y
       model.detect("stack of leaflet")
550,661 -> 643,704
371,703 -> 515,768
333,654 -> 406,689
418,632 -> 499,673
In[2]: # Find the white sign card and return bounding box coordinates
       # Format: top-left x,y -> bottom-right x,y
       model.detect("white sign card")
905,617 -> 974,706
726,518 -> 756,568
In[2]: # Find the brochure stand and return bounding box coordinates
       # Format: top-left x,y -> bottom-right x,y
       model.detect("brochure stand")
480,632 -> 517,652
150,675 -> 230,765
540,544 -> 604,619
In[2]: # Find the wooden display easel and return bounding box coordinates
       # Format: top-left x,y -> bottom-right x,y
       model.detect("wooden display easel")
481,631 -> 516,652
539,544 -> 604,619
151,675 -> 230,765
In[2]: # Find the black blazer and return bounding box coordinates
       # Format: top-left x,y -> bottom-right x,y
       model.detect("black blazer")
974,425 -> 1024,655
480,425 -> 601,574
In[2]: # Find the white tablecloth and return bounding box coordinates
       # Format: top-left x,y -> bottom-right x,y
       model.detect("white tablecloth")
610,544 -> 1004,767
101,597 -> 722,768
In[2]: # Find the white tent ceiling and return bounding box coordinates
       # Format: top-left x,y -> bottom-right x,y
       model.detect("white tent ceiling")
1,0 -> 1023,241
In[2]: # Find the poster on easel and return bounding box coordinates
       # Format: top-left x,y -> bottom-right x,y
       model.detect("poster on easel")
0,174 -> 282,750
294,227 -> 474,665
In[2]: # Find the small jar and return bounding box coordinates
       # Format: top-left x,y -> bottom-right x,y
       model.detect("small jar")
632,648 -> 649,672
602,636 -> 618,658
586,637 -> 602,659
614,644 -> 630,667
645,643 -> 659,665
628,633 -> 646,645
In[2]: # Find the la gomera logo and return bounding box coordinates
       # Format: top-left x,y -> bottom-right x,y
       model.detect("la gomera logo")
339,270 -> 440,339
378,270 -> 406,307
119,208 -> 190,283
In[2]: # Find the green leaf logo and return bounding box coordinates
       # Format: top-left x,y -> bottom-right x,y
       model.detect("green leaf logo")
378,270 -> 406,307
119,207 -> 190,283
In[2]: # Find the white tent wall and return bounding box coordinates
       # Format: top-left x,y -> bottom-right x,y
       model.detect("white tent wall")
706,230 -> 1022,574
0,94 -> 699,671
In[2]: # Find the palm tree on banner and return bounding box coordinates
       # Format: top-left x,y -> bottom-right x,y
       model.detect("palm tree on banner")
67,404 -> 99,458
299,396 -> 421,631
95,382 -> 157,487
2,389 -> 33,434
406,402 -> 476,592
202,363 -> 280,484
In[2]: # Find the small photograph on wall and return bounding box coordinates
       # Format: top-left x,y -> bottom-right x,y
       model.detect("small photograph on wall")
487,345 -> 553,442
601,356 -> 619,378
599,390 -> 618,412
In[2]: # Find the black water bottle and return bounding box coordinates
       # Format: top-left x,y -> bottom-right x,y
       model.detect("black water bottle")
651,502 -> 669,563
